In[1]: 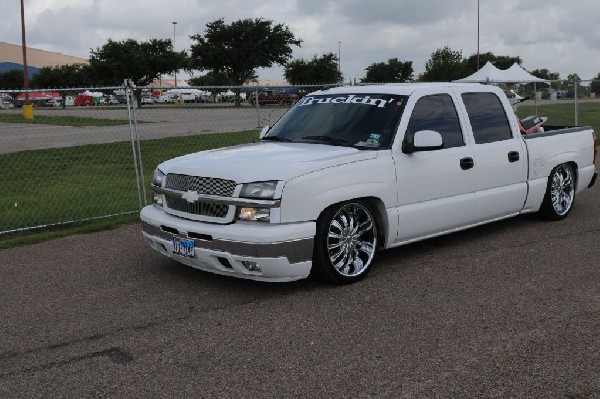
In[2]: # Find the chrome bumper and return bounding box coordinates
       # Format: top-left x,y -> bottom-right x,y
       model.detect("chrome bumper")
140,205 -> 315,282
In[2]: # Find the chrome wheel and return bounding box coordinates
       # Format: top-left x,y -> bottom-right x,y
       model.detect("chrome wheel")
550,164 -> 575,216
326,203 -> 377,278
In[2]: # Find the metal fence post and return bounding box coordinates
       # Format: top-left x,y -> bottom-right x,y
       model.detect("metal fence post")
255,88 -> 261,127
573,79 -> 579,126
125,79 -> 145,210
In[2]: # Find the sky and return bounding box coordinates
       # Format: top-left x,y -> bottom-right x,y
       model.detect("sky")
2,0 -> 600,82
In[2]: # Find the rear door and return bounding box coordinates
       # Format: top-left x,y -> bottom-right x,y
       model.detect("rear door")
456,88 -> 528,222
392,88 -> 477,243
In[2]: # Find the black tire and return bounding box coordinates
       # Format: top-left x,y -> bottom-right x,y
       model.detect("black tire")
312,200 -> 378,284
539,163 -> 576,220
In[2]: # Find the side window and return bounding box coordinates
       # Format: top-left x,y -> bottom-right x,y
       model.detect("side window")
462,92 -> 513,144
406,94 -> 464,148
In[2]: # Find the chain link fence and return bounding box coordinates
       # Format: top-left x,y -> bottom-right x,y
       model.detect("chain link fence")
0,82 -> 329,236
1,80 -> 598,236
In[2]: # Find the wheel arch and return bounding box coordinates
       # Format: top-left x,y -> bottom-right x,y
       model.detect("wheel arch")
316,196 -> 389,250
566,160 -> 579,190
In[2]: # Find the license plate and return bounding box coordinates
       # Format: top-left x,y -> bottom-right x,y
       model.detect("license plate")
172,237 -> 195,258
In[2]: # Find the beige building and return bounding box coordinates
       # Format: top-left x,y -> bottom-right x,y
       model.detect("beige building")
0,41 -> 88,70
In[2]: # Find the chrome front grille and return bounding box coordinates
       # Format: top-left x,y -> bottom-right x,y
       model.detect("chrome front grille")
163,174 -> 237,218
165,174 -> 237,196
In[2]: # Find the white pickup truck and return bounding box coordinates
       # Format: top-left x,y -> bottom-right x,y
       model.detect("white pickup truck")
141,83 -> 597,284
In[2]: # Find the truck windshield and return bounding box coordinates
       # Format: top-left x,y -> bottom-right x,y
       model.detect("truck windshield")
264,93 -> 407,149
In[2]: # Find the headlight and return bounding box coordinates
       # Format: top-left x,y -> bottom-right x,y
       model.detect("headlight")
239,181 -> 278,199
152,168 -> 165,187
237,181 -> 279,222
152,168 -> 165,206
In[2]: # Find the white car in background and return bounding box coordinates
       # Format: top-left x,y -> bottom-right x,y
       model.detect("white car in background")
141,96 -> 155,104
1,100 -> 15,109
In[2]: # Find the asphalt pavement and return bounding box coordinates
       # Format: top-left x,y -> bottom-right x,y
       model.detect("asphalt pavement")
0,182 -> 598,398
0,107 -> 287,154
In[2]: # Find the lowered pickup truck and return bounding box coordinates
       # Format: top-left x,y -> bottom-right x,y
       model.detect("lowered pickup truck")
141,83 -> 597,284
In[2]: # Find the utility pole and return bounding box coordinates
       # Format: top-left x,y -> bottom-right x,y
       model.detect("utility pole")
172,21 -> 177,87
20,0 -> 29,102
476,0 -> 480,70
20,0 -> 33,120
338,41 -> 341,73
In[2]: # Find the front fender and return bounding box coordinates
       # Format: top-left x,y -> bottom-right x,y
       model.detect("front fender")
279,153 -> 397,223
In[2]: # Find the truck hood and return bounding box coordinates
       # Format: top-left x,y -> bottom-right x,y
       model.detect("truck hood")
158,142 -> 378,183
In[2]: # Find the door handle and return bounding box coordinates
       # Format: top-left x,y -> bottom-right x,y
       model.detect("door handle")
508,151 -> 520,163
460,157 -> 474,170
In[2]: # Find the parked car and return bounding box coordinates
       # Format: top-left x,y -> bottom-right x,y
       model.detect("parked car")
1,100 -> 15,109
196,95 -> 215,103
141,96 -> 154,104
43,99 -> 63,107
74,94 -> 94,106
141,83 -> 597,284
156,94 -> 175,104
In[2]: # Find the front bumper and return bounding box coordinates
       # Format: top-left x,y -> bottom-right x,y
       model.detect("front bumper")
140,205 -> 315,282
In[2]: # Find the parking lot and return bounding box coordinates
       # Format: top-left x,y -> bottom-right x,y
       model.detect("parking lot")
0,178 -> 598,397
0,106 -> 288,154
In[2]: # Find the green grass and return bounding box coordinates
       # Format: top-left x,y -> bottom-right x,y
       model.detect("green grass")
0,113 -> 132,126
0,130 -> 259,248
517,102 -> 600,136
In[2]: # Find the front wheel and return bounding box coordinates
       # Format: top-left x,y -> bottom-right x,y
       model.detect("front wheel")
539,163 -> 576,220
312,201 -> 378,284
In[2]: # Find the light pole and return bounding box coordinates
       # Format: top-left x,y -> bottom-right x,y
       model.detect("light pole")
172,21 -> 177,87
20,0 -> 29,101
338,41 -> 341,73
476,0 -> 480,70
20,0 -> 33,120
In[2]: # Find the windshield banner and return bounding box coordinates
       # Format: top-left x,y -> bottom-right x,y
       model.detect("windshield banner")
298,95 -> 396,108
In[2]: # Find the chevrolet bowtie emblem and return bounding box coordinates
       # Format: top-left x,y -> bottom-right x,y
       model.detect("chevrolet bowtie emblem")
182,190 -> 201,203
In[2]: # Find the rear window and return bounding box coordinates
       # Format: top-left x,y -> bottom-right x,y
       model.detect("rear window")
462,92 -> 513,144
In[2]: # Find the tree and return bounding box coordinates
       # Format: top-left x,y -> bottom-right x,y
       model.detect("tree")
561,73 -> 584,98
188,71 -> 235,100
189,18 -> 302,104
188,71 -> 234,87
284,53 -> 342,85
530,68 -> 560,81
464,52 -> 522,73
0,69 -> 24,91
361,58 -> 413,83
590,73 -> 600,97
420,47 -> 469,82
30,64 -> 91,89
89,38 -> 187,86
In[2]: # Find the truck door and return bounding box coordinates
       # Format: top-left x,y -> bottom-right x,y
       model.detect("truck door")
459,91 -> 528,221
392,90 -> 477,243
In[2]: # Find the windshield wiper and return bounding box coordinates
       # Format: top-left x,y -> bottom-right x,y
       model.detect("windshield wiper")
300,135 -> 352,147
261,135 -> 292,142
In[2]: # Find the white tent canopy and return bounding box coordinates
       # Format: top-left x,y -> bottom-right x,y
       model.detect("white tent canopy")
455,62 -> 547,83
504,63 -> 547,83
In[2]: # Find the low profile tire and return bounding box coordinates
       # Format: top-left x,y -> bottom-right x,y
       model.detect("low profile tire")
539,163 -> 576,220
312,200 -> 378,284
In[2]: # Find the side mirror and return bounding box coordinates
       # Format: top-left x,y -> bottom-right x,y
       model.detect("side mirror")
403,130 -> 443,154
259,125 -> 270,139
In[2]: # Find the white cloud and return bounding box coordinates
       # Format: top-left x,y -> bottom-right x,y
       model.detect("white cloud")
2,0 -> 599,81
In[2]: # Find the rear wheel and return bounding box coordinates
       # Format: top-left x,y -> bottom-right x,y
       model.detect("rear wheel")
539,163 -> 576,220
312,200 -> 378,284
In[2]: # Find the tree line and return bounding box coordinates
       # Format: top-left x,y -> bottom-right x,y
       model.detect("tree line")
1,17 -> 600,96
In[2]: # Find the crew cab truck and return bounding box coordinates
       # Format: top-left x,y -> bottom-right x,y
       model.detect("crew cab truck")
140,83 -> 597,284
